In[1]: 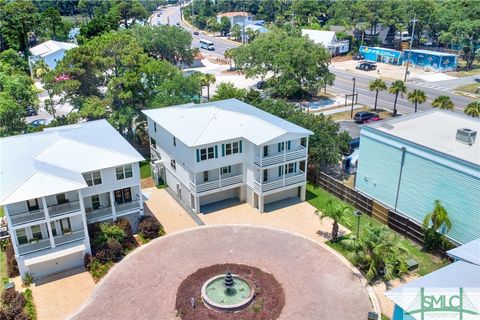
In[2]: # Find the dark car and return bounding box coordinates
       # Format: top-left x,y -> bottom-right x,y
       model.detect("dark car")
255,80 -> 266,90
353,54 -> 364,60
354,111 -> 379,123
25,106 -> 38,117
193,31 -> 199,35
356,61 -> 377,71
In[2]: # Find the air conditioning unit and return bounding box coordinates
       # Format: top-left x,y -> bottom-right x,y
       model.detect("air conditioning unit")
456,128 -> 477,145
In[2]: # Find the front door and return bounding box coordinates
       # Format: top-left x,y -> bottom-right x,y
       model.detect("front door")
114,188 -> 132,204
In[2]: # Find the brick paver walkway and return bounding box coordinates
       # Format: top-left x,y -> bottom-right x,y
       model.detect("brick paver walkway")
70,225 -> 372,320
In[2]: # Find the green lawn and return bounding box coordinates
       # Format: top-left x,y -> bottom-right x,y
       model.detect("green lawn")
0,206 -> 4,217
456,83 -> 480,95
0,250 -> 8,295
140,161 -> 151,179
306,184 -> 449,276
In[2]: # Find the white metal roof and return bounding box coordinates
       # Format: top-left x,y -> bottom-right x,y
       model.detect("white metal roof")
364,110 -> 480,166
29,40 -> 77,58
142,99 -> 313,147
302,29 -> 336,46
447,238 -> 480,265
0,120 -> 144,205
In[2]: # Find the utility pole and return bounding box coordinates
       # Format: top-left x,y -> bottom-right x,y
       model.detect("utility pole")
404,16 -> 418,82
350,77 -> 356,118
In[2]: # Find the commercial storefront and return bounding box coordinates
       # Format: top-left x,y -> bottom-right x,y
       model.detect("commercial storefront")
403,49 -> 458,72
359,46 -> 403,65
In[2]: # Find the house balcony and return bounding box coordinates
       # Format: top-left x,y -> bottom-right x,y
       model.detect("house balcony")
253,171 -> 306,193
150,146 -> 161,160
254,146 -> 307,167
190,174 -> 244,194
10,209 -> 45,227
17,229 -> 85,256
48,201 -> 82,218
115,200 -> 141,215
86,206 -> 112,223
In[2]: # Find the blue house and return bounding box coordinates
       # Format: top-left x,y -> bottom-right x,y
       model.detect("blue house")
355,110 -> 480,244
403,49 -> 458,72
359,46 -> 403,65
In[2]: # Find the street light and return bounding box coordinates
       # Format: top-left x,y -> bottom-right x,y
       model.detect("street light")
404,16 -> 418,82
350,77 -> 356,118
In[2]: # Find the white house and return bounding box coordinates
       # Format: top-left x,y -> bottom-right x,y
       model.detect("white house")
302,29 -> 350,55
0,120 -> 144,279
143,99 -> 313,214
29,40 -> 77,69
216,11 -> 253,26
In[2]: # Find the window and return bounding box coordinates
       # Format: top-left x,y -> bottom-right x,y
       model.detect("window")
116,165 -> 133,180
170,159 -> 176,170
285,163 -> 294,174
301,137 -> 307,147
56,193 -> 67,205
263,146 -> 269,157
203,171 -> 209,182
207,147 -> 214,159
224,141 -> 242,156
83,171 -> 102,186
60,218 -> 71,233
197,146 -> 218,162
91,195 -> 100,210
232,142 -> 239,154
31,225 -> 43,240
173,136 -> 176,147
114,188 -> 132,204
263,170 -> 268,182
16,228 -> 27,245
221,166 -> 231,174
278,142 -> 285,152
225,143 -> 232,155
150,137 -> 157,148
26,199 -> 39,211
154,122 -> 157,132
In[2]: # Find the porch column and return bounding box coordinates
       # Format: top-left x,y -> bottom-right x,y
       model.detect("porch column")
109,191 -> 117,221
138,184 -> 144,216
304,137 -> 309,180
7,208 -> 20,257
218,168 -> 222,188
41,197 -> 55,248
194,196 -> 200,214
78,190 -> 91,254
300,185 -> 306,201
258,194 -> 264,213
283,141 -> 287,187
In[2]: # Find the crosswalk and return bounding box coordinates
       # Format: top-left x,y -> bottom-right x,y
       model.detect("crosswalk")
407,80 -> 453,92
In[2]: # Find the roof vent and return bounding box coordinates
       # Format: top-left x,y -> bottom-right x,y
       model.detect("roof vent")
456,128 -> 477,145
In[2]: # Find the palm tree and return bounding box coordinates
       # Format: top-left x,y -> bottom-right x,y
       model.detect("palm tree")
423,200 -> 452,234
432,95 -> 454,111
388,80 -> 407,116
315,200 -> 351,242
464,101 -> 480,117
200,73 -> 216,100
341,225 -> 409,282
407,89 -> 427,113
368,79 -> 387,111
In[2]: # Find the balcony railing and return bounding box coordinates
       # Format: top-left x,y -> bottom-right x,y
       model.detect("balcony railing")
48,201 -> 81,218
17,238 -> 51,255
115,200 -> 140,214
253,171 -> 306,193
54,229 -> 85,246
10,209 -> 45,227
150,146 -> 161,160
190,174 -> 244,194
86,207 -> 112,223
254,147 -> 307,167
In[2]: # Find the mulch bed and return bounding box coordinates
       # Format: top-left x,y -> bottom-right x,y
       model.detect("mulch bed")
175,264 -> 285,320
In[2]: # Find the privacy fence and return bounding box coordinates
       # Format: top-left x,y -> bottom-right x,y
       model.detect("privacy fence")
316,172 -> 425,245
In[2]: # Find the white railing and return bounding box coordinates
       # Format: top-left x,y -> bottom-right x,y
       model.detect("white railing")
150,147 -> 161,160
54,229 -> 85,246
10,209 -> 45,227
86,207 -> 112,223
49,201 -> 81,217
254,147 -> 307,167
190,174 -> 243,194
115,200 -> 140,214
17,238 -> 51,255
253,171 -> 306,193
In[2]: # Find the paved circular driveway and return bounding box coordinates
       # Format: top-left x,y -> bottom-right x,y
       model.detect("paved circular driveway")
70,225 -> 372,320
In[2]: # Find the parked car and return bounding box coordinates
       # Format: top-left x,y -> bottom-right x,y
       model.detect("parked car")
364,116 -> 381,123
29,119 -> 50,128
354,111 -> 379,123
255,80 -> 266,90
353,54 -> 364,60
25,106 -> 38,117
193,31 -> 199,35
356,61 -> 377,71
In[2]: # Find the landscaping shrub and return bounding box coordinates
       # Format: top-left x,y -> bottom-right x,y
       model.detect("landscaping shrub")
5,239 -> 19,277
0,238 -> 8,251
88,259 -> 112,280
1,288 -> 26,320
22,273 -> 33,287
138,216 -> 163,240
95,248 -> 113,264
423,229 -> 455,253
23,289 -> 37,320
100,223 -> 126,243
84,253 -> 93,269
107,239 -> 124,262
115,218 -> 137,250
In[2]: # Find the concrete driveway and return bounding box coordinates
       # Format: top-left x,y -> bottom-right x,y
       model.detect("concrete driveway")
32,268 -> 95,320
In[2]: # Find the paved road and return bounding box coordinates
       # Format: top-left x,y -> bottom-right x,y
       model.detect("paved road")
153,5 -> 475,114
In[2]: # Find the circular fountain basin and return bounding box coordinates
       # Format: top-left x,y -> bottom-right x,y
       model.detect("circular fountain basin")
201,274 -> 255,311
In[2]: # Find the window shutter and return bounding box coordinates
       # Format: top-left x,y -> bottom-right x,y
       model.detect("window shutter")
239,140 -> 242,153
222,144 -> 225,156
214,145 -> 218,158
278,143 -> 281,152
287,141 -> 291,150
278,166 -> 281,176
294,162 -> 297,172
196,149 -> 200,162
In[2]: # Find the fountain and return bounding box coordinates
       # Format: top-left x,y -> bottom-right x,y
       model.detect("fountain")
201,270 -> 255,311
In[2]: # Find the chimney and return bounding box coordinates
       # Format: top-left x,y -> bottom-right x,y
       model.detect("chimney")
456,128 -> 477,145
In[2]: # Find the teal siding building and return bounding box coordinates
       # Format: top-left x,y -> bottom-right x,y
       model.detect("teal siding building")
355,110 -> 480,244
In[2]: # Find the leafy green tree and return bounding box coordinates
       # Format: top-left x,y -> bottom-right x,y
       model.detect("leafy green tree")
211,82 -> 247,101
0,0 -> 39,54
289,0 -> 328,27
40,8 -> 68,41
464,101 -> 480,117
423,200 -> 452,234
0,93 -> 26,137
129,25 -> 197,65
368,79 -> 387,111
200,73 -> 216,100
440,20 -> 480,70
232,29 -> 334,98
111,0 -> 148,29
0,71 -> 38,112
432,95 -> 454,111
341,225 -> 409,282
79,96 -> 111,120
388,80 -> 407,116
315,200 -> 351,242
78,13 -> 119,43
219,16 -> 231,36
230,24 -> 242,41
0,49 -> 29,74
407,89 -> 427,113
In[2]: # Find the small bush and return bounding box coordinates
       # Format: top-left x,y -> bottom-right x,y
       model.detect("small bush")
1,288 -> 26,319
88,259 -> 112,280
23,289 -> 37,320
0,238 -> 8,251
95,248 -> 113,264
84,253 -> 93,270
423,229 -> 455,253
5,239 -> 19,277
115,218 -> 133,238
138,216 -> 162,240
22,273 -> 33,287
100,223 -> 126,243
107,239 -> 124,262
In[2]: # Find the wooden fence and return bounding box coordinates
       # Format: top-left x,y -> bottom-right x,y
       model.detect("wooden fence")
317,172 -> 425,245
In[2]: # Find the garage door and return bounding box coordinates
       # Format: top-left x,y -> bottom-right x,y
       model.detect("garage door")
264,187 -> 299,205
200,188 -> 240,206
28,251 -> 84,279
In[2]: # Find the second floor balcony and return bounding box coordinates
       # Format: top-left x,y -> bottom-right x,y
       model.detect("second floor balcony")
17,229 -> 86,256
190,174 -> 244,194
254,146 -> 307,167
253,170 -> 306,193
